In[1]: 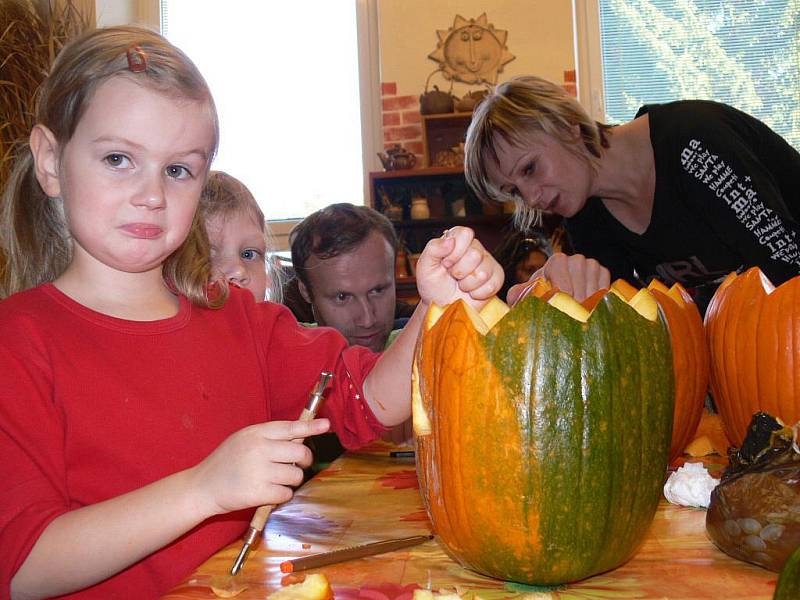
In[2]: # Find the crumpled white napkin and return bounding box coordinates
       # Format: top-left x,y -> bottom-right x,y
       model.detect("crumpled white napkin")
663,462 -> 720,508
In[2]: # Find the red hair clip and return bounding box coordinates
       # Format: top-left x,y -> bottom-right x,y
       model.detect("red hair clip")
126,46 -> 147,72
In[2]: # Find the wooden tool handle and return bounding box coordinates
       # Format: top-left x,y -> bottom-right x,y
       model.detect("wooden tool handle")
296,407 -> 315,424
250,406 -> 318,531
251,504 -> 275,531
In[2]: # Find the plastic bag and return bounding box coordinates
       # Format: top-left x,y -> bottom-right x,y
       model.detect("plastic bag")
705,412 -> 800,572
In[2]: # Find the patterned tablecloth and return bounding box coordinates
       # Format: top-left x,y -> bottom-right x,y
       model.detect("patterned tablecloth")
163,438 -> 778,599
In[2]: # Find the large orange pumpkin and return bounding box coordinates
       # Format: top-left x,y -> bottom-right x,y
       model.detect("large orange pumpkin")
529,277 -> 709,462
704,267 -> 800,446
412,290 -> 673,585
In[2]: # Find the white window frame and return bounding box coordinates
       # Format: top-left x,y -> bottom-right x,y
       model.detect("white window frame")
572,0 -> 606,122
138,0 -> 381,250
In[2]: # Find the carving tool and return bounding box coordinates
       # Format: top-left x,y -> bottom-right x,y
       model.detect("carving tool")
279,534 -> 433,573
230,371 -> 333,576
389,450 -> 415,458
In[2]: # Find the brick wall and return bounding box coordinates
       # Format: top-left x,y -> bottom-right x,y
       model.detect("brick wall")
380,82 -> 424,167
379,70 -> 578,170
563,69 -> 577,97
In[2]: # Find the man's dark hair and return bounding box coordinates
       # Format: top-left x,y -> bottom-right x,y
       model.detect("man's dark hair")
289,203 -> 398,292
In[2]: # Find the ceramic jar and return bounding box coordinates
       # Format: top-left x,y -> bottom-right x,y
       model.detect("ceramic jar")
411,197 -> 431,220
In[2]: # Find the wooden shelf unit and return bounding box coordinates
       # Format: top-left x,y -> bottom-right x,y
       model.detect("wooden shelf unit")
369,166 -> 512,302
421,112 -> 472,167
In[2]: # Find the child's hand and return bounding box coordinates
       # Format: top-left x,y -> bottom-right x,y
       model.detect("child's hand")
187,418 -> 330,517
507,252 -> 610,305
415,226 -> 504,309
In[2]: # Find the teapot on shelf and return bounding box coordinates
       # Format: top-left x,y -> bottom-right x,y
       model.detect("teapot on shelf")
419,69 -> 457,115
420,84 -> 457,115
455,89 -> 489,113
377,144 -> 417,171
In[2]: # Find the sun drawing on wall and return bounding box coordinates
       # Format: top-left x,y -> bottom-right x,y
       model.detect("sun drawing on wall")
428,13 -> 515,85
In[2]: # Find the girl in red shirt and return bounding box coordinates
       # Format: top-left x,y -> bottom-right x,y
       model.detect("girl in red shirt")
0,26 -> 502,599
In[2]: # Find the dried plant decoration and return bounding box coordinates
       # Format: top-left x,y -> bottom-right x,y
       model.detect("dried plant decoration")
0,0 -> 93,192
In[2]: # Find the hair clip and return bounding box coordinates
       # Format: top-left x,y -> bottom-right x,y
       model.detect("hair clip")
126,46 -> 147,72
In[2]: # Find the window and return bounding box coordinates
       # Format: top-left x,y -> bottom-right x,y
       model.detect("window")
574,0 -> 800,149
160,1 -> 381,240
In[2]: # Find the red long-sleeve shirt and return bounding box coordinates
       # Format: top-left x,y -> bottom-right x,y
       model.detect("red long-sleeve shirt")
0,284 -> 384,599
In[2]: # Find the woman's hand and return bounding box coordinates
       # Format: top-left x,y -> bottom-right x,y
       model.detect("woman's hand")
415,226 -> 504,309
507,252 -> 611,305
187,418 -> 330,517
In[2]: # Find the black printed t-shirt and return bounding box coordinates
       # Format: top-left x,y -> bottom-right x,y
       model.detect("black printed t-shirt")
565,100 -> 800,308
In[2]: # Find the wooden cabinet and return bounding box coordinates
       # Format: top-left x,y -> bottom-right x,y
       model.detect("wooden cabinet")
368,165 -> 513,302
368,167 -> 511,252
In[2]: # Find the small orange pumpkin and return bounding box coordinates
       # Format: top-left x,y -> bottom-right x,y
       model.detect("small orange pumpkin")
704,267 -> 800,447
529,278 -> 709,462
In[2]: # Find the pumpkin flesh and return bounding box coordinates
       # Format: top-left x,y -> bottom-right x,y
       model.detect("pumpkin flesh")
414,292 -> 674,585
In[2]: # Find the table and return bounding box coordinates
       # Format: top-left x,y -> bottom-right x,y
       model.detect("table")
163,436 -> 779,599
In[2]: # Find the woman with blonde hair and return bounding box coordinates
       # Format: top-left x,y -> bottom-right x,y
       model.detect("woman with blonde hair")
465,75 -> 800,310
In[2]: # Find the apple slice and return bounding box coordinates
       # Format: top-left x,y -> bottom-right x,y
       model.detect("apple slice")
267,574 -> 333,600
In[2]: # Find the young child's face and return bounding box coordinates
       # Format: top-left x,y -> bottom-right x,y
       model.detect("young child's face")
39,77 -> 215,277
515,249 -> 548,284
206,210 -> 269,301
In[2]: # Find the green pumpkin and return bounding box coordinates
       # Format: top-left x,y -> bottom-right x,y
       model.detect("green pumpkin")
774,544 -> 800,600
413,292 -> 674,585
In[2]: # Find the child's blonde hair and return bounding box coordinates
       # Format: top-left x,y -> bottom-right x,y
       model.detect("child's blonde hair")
199,171 -> 284,302
0,25 -> 221,306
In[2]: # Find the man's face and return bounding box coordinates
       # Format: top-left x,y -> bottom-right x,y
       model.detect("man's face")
299,231 -> 397,352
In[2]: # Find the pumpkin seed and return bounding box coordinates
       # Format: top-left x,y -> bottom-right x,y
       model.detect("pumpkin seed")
744,535 -> 767,551
759,523 -> 784,542
738,518 -> 762,535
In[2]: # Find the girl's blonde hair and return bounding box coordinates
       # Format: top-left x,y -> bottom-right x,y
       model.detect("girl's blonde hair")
0,25 -> 221,306
199,171 -> 284,303
464,75 -> 612,231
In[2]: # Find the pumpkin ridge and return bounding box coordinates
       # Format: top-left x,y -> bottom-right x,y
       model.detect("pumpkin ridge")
578,304 -> 615,573
438,308 -> 473,559
722,281 -> 744,444
423,304 -> 459,548
713,282 -> 742,444
634,304 -> 673,563
444,308 -> 476,557
600,296 -> 641,570
488,299 -> 547,577
735,278 -> 760,444
606,297 -> 640,568
774,281 -> 796,421
521,306 -> 543,566
538,297 -> 595,579
595,296 -> 672,572
757,284 -> 775,422
649,286 -> 707,462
